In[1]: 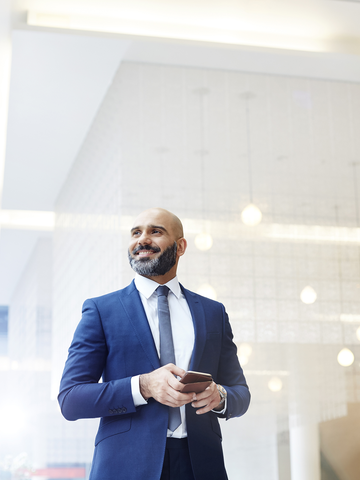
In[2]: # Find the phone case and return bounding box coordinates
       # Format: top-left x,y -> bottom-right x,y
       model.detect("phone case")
181,381 -> 212,393
179,371 -> 213,393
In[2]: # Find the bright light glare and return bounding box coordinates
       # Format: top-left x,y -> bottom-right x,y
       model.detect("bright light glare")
337,348 -> 355,367
27,11 -> 328,53
341,314 -> 360,323
10,452 -> 29,472
0,210 -> 55,230
268,377 -> 283,392
267,224 -> 360,243
196,284 -> 217,300
238,343 -> 252,357
300,286 -> 317,304
0,405 -> 26,436
238,343 -> 253,365
11,360 -> 19,370
238,355 -> 249,366
241,204 -> 262,226
194,233 -> 213,251
0,356 -> 10,370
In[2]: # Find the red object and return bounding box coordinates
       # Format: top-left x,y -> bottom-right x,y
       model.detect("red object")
32,467 -> 86,478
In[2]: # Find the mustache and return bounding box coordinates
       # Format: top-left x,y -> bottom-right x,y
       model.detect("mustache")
132,245 -> 161,255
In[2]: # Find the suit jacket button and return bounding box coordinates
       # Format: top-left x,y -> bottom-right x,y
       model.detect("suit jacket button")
122,407 -> 127,413
117,409 -> 122,414
109,409 -> 113,414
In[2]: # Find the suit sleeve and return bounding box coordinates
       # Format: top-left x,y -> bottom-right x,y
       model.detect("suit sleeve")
216,306 -> 251,420
58,299 -> 137,421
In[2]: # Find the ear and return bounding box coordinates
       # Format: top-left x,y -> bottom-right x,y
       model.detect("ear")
176,238 -> 187,257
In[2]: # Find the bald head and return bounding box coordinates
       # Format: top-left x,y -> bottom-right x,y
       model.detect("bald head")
132,208 -> 184,239
129,208 -> 187,282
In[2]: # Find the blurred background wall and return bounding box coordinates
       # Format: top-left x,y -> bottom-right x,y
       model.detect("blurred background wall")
1,1 -> 360,480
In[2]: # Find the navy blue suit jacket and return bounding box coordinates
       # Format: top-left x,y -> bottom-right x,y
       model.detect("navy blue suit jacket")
58,280 -> 250,480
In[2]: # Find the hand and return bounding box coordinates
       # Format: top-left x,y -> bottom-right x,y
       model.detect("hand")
190,382 -> 222,415
140,364 -> 196,408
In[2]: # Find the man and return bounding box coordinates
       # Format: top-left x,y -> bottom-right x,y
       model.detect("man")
58,208 -> 250,480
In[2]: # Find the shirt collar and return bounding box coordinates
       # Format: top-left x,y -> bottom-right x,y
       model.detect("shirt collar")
134,273 -> 181,299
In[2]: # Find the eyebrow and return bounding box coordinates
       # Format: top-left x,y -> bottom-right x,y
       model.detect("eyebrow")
130,224 -> 168,234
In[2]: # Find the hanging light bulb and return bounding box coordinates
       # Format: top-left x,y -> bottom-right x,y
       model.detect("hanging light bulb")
357,326 -> 360,342
300,286 -> 317,304
240,92 -> 261,227
337,348 -> 355,367
238,343 -> 252,366
194,233 -> 213,251
241,203 -> 262,226
238,343 -> 252,357
196,284 -> 217,300
238,355 -> 249,366
268,377 -> 282,392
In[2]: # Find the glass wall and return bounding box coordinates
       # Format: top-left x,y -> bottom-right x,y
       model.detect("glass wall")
1,62 -> 360,480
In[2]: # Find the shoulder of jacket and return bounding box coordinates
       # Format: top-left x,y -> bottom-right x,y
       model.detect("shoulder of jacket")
85,280 -> 135,305
181,284 -> 224,309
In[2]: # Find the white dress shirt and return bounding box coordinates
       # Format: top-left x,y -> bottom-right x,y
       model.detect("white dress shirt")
131,274 -> 195,438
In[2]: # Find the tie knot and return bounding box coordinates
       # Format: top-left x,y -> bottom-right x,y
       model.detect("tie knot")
156,285 -> 170,297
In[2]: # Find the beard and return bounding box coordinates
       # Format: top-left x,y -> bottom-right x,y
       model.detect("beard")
128,242 -> 177,277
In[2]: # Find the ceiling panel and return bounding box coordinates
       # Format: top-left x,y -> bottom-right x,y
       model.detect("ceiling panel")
2,30 -> 130,210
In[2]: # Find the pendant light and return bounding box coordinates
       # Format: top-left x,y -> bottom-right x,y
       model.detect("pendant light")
268,377 -> 283,392
194,233 -> 213,251
300,286 -> 317,304
196,284 -> 217,301
337,348 -> 355,367
194,87 -> 213,250
240,92 -> 262,226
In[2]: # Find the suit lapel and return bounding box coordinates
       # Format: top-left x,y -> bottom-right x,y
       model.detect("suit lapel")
118,281 -> 160,370
181,286 -> 207,371
118,281 -> 206,372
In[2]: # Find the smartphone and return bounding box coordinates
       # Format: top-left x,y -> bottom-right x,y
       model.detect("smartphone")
179,370 -> 213,393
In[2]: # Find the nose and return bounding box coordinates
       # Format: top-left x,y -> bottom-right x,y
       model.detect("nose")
137,231 -> 152,245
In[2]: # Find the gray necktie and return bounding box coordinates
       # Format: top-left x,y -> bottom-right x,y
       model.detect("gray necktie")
156,285 -> 181,432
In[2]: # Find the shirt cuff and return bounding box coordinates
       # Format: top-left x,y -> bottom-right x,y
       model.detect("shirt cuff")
131,375 -> 148,407
211,394 -> 227,414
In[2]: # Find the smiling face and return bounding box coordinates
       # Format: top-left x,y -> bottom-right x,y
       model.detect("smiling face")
128,208 -> 187,284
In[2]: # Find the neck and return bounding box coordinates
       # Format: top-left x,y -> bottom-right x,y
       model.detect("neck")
142,266 -> 177,285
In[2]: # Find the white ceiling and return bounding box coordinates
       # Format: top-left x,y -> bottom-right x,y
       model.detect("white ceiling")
1,0 -> 360,304
2,30 -> 130,210
11,0 -> 360,40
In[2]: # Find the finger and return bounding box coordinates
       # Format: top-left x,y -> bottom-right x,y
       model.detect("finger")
195,383 -> 216,401
195,404 -> 213,415
164,392 -> 193,407
165,363 -> 186,378
191,396 -> 212,408
155,387 -> 188,407
167,388 -> 194,404
192,391 -> 219,412
195,395 -> 219,414
194,390 -> 211,401
167,375 -> 184,391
